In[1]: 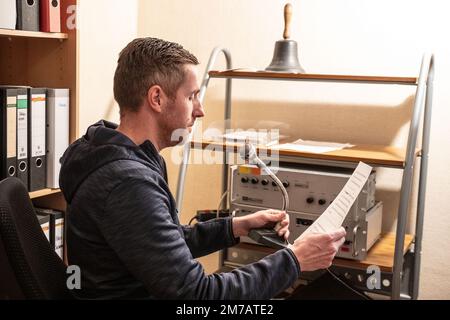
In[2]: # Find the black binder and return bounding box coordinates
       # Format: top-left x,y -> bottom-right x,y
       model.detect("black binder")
0,88 -> 18,180
16,0 -> 40,31
16,89 -> 29,189
28,88 -> 47,191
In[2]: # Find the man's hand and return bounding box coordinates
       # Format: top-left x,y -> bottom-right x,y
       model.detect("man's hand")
232,209 -> 290,239
288,227 -> 346,272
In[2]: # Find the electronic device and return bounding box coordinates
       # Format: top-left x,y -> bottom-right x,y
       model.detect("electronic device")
229,164 -> 382,260
231,164 -> 376,220
231,201 -> 382,261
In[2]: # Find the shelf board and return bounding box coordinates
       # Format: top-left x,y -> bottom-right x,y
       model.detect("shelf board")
190,139 -> 420,168
209,70 -> 417,85
29,188 -> 61,199
0,28 -> 68,40
231,233 -> 414,273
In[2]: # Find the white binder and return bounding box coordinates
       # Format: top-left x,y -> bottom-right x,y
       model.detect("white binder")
0,0 -> 16,29
28,88 -> 47,191
46,89 -> 69,189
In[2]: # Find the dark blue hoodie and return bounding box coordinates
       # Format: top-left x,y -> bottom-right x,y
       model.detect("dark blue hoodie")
59,120 -> 300,299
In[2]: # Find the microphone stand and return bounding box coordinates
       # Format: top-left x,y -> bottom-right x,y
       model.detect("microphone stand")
242,138 -> 289,249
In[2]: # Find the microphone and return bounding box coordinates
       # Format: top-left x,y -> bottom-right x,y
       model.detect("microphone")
240,138 -> 289,249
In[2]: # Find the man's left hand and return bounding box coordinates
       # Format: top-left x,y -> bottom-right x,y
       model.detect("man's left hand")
232,209 -> 290,239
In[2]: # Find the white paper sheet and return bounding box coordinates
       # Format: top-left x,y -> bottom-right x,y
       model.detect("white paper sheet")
299,162 -> 372,239
273,139 -> 353,154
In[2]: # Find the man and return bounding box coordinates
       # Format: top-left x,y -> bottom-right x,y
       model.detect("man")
59,37 -> 346,299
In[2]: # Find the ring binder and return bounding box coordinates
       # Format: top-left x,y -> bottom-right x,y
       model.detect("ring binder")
28,88 -> 47,191
1,88 -> 18,180
16,0 -> 40,31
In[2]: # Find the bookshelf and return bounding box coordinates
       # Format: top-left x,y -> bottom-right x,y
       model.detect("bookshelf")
0,0 -> 78,207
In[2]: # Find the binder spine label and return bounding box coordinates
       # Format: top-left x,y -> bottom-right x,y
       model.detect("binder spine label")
17,95 -> 28,160
7,96 -> 17,158
31,94 -> 46,157
41,222 -> 50,241
55,219 -> 64,258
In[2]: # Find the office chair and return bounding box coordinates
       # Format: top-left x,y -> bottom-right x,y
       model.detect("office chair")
0,177 -> 73,299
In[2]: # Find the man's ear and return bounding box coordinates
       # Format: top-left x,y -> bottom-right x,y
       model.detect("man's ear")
147,85 -> 163,113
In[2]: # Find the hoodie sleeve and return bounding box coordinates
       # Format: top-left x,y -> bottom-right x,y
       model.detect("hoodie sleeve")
181,217 -> 240,258
101,177 -> 300,299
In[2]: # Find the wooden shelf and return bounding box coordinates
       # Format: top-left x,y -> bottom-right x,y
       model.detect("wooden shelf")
209,70 -> 418,85
231,233 -> 414,273
29,188 -> 61,199
0,28 -> 68,40
190,139 -> 421,168
333,233 -> 414,272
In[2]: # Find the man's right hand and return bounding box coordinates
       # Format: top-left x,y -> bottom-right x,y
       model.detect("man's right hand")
287,227 -> 346,272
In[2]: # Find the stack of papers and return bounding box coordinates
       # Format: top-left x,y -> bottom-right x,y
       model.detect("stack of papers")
272,139 -> 354,154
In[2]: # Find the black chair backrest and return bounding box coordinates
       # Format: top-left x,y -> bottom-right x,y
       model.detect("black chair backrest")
0,178 -> 73,299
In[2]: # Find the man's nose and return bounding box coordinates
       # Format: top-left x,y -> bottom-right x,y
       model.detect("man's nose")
193,100 -> 205,119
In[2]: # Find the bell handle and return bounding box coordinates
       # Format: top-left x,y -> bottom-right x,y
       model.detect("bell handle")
283,3 -> 293,40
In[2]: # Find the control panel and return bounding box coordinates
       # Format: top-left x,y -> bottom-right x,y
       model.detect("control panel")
229,164 -> 382,261
231,164 -> 376,222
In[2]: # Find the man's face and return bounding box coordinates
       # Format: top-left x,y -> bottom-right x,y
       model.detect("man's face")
161,64 -> 204,146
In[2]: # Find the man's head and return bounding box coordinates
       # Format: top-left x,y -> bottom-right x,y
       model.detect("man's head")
113,37 -> 204,148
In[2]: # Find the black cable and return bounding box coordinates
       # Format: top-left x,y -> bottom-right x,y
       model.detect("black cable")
188,216 -> 198,225
326,268 -> 372,300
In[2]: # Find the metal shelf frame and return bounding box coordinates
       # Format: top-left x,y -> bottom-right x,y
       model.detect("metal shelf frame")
175,48 -> 434,300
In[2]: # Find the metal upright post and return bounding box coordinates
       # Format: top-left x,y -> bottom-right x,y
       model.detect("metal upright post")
221,76 -> 233,203
392,54 -> 432,299
411,55 -> 434,299
176,48 -> 232,214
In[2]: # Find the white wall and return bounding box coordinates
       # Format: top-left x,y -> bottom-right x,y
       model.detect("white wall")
138,0 -> 450,299
77,0 -> 138,134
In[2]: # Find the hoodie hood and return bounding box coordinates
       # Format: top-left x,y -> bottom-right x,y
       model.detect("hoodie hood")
59,120 -> 165,204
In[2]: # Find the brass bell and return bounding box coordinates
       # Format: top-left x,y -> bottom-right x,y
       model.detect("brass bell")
266,3 -> 305,73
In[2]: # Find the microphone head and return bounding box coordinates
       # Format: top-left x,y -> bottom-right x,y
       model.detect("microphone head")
241,138 -> 257,163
